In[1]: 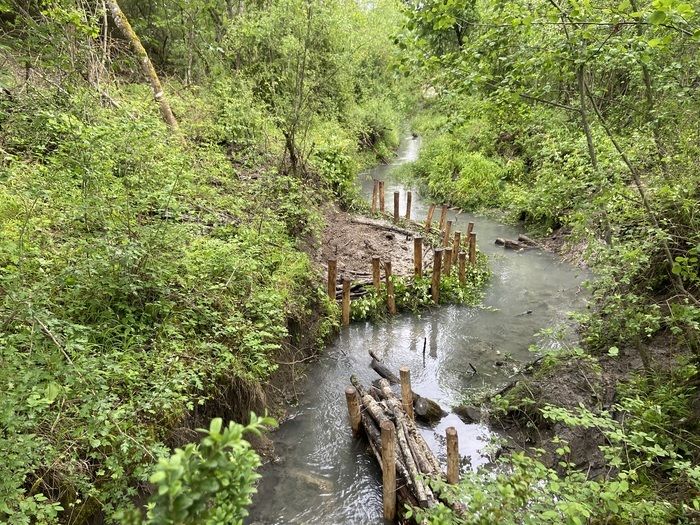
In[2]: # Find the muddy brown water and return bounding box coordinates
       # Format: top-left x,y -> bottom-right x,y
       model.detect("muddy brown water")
248,135 -> 590,524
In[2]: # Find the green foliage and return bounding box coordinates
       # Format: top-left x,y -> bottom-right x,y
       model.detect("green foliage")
351,253 -> 491,321
415,359 -> 700,524
144,415 -> 275,525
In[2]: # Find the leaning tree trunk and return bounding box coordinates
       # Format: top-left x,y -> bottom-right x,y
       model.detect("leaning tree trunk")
105,0 -> 179,132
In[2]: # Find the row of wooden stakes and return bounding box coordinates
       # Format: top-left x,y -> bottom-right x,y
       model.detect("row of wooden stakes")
328,232 -> 479,326
345,368 -> 461,520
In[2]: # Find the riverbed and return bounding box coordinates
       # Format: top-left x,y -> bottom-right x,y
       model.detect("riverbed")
248,135 -> 589,524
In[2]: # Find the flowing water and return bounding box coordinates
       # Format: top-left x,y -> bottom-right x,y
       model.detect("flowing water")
248,135 -> 589,524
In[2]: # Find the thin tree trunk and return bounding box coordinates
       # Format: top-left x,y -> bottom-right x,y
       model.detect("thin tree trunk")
105,0 -> 179,132
577,64 -> 598,170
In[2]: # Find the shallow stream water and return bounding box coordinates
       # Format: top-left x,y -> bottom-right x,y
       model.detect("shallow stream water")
248,136 -> 589,524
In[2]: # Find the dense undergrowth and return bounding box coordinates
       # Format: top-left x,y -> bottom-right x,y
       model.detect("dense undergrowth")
401,0 -> 700,522
0,0 -> 414,522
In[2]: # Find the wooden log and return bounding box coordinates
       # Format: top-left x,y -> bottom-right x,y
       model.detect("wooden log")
393,191 -> 400,223
443,220 -> 452,247
425,204 -> 436,232
458,251 -> 466,285
379,181 -> 385,212
446,427 -> 459,484
444,247 -> 453,276
431,248 -> 443,303
372,361 -> 446,424
414,395 -> 447,423
345,386 -> 361,437
342,277 -> 351,326
400,367 -> 414,420
495,238 -> 523,249
469,232 -> 477,265
327,259 -> 337,301
467,221 -> 474,237
394,412 -> 430,507
371,180 -> 378,214
413,236 -> 423,278
363,394 -> 390,425
370,358 -> 400,385
381,421 -> 397,521
518,234 -> 538,246
349,217 -> 416,237
406,191 -> 412,220
453,231 -> 462,258
385,260 -> 396,315
438,205 -> 448,232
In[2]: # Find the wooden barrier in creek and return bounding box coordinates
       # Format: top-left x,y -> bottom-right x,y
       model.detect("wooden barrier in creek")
345,363 -> 461,520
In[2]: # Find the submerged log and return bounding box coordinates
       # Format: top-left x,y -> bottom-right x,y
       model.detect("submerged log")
369,351 -> 447,423
495,238 -> 525,250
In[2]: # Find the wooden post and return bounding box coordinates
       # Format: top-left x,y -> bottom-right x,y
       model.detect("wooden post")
385,260 -> 396,315
444,248 -> 453,275
453,231 -> 462,257
372,256 -> 381,290
425,205 -> 436,232
405,191 -> 412,220
443,220 -> 452,247
393,191 -> 400,223
467,221 -> 474,240
469,232 -> 477,265
458,251 -> 466,285
345,386 -> 361,437
413,236 -> 423,278
379,181 -> 385,212
446,427 -> 459,484
438,205 -> 448,232
381,420 -> 397,521
371,180 -> 378,214
400,367 -> 414,420
342,277 -> 351,326
327,259 -> 337,301
431,248 -> 443,303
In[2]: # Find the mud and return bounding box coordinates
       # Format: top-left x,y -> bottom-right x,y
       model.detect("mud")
316,207 -> 424,280
487,334 -> 681,478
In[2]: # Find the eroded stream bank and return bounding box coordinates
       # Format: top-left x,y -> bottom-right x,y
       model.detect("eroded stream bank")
248,135 -> 590,524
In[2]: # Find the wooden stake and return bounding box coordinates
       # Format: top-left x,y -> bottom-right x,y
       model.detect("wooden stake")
327,259 -> 337,301
438,205 -> 448,232
446,426 -> 459,484
444,248 -> 453,275
413,236 -> 423,278
393,191 -> 400,223
431,248 -> 443,303
425,205 -> 436,232
371,180 -> 378,214
381,420 -> 397,521
379,181 -> 385,212
342,277 -> 351,326
385,260 -> 396,315
453,231 -> 462,257
467,221 -> 474,239
458,251 -> 466,285
469,232 -> 477,265
405,191 -> 412,220
372,256 -> 381,290
345,386 -> 361,437
400,367 -> 414,420
443,220 -> 452,247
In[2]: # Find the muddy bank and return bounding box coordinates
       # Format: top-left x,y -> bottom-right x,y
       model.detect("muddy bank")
316,207 -> 426,280
475,334 -> 681,477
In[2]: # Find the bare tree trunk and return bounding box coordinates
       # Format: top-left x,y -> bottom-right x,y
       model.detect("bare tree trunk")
577,64 -> 598,170
105,0 -> 179,132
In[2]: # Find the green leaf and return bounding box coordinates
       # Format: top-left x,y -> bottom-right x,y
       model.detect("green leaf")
648,10 -> 666,24
209,417 -> 223,435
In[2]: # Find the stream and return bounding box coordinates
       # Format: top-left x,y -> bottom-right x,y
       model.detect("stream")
248,135 -> 589,524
